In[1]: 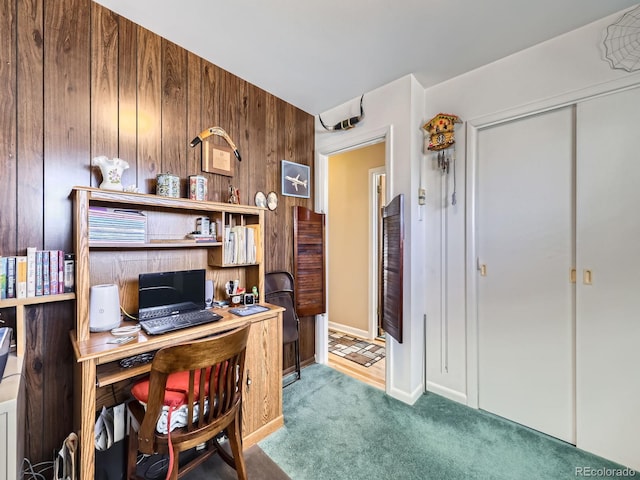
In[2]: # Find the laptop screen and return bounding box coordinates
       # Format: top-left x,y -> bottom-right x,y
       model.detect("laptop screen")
138,269 -> 205,318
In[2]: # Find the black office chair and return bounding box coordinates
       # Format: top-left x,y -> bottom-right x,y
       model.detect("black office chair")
265,271 -> 301,386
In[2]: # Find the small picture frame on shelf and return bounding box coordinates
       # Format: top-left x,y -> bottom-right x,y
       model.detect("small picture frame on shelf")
202,143 -> 234,177
281,160 -> 310,198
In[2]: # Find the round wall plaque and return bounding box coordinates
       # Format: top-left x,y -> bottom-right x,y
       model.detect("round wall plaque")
254,191 -> 267,208
266,191 -> 278,211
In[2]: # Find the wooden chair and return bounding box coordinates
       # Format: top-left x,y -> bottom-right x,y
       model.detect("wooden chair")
126,323 -> 250,480
265,271 -> 301,386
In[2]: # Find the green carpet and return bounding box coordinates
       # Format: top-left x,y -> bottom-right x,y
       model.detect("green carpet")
259,364 -> 632,480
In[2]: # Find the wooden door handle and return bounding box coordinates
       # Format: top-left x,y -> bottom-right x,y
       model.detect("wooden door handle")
583,269 -> 592,285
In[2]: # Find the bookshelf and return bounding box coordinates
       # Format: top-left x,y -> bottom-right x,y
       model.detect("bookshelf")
0,295 -> 73,478
0,293 -> 76,356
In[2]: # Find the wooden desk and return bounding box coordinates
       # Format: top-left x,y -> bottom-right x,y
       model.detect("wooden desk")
71,305 -> 283,480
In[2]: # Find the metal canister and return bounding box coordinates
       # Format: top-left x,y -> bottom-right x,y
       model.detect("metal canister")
195,217 -> 210,235
156,173 -> 180,198
188,175 -> 208,201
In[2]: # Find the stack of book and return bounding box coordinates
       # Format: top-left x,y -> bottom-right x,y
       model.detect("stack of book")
0,249 -> 72,299
89,207 -> 146,244
223,224 -> 260,265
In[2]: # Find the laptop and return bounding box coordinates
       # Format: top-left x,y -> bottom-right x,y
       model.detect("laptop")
138,269 -> 221,335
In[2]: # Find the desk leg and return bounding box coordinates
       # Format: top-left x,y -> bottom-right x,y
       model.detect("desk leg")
78,359 -> 97,480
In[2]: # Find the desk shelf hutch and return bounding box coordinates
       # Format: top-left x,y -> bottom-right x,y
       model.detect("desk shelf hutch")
70,187 -> 283,480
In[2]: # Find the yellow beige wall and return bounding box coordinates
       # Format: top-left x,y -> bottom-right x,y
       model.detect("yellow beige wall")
328,142 -> 385,334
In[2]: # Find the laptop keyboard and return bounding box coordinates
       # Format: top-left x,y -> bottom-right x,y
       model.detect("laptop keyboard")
139,309 -> 222,335
139,307 -> 174,320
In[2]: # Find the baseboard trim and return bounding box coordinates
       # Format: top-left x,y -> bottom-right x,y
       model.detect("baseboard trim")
426,381 -> 468,405
328,322 -> 371,340
388,382 -> 424,406
243,415 -> 284,449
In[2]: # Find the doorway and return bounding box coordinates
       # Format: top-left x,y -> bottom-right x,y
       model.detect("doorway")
325,142 -> 386,389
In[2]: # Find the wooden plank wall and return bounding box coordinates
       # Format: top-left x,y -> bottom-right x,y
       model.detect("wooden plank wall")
0,0 -> 315,465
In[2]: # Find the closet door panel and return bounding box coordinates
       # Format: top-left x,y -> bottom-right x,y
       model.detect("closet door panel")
576,86 -> 640,471
477,107 -> 575,443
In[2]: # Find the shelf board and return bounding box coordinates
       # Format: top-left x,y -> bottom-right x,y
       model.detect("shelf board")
0,292 -> 76,308
97,362 -> 151,388
90,241 -> 222,249
75,186 -> 266,215
209,262 -> 260,268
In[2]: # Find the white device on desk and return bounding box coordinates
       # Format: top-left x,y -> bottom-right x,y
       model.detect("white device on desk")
89,284 -> 121,332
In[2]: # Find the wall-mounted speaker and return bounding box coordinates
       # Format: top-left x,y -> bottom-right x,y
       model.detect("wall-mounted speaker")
90,284 -> 121,332
205,279 -> 214,308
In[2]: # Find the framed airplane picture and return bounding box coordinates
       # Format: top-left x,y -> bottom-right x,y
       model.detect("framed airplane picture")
281,160 -> 310,198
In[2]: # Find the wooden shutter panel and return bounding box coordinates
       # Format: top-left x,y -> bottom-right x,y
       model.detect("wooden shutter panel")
293,206 -> 326,316
382,194 -> 404,343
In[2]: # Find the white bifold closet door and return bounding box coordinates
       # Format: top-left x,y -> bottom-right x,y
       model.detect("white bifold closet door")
576,87 -> 640,471
477,106 -> 575,443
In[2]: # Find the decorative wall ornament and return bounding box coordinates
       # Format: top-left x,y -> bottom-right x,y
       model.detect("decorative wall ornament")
603,5 -> 640,72
422,113 -> 463,206
266,191 -> 278,211
422,113 -> 462,151
319,94 -> 364,131
254,191 -> 267,208
189,126 -> 241,179
190,126 -> 241,160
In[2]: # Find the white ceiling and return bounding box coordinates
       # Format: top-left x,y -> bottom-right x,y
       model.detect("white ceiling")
94,1 -> 639,115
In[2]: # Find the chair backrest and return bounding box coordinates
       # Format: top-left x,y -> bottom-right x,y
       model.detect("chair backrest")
136,323 -> 250,451
265,272 -> 299,344
264,271 -> 295,295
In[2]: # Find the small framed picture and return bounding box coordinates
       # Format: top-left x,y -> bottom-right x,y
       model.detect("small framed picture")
267,191 -> 278,210
281,160 -> 310,198
202,143 -> 234,177
254,191 -> 267,208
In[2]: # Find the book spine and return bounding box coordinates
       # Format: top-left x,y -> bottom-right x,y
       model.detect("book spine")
16,256 -> 27,298
0,257 -> 6,299
58,250 -> 64,294
6,257 -> 16,299
49,250 -> 59,295
42,250 -> 50,295
26,246 -> 36,297
64,253 -> 75,293
35,250 -> 43,296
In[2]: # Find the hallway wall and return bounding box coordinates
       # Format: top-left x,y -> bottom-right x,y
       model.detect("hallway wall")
328,143 -> 384,336
316,75 -> 427,404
